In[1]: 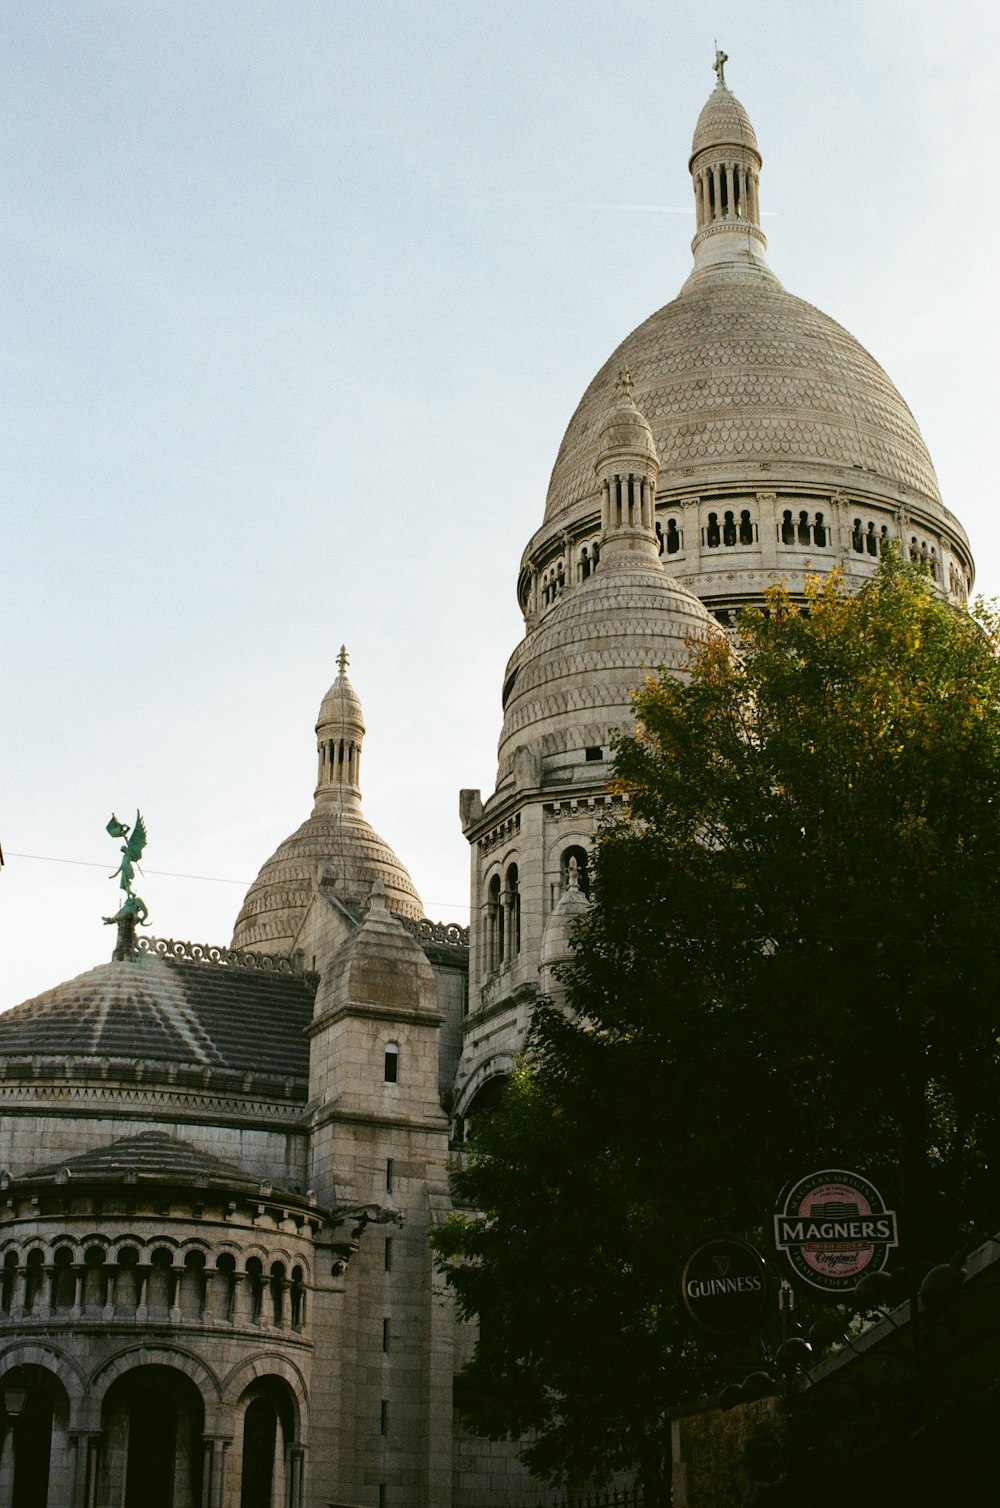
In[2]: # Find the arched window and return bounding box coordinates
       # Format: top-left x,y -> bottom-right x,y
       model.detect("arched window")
82,1246 -> 107,1312
24,1249 -> 44,1313
505,864 -> 521,959
722,510 -> 737,546
384,1042 -> 399,1084
853,519 -> 865,552
290,1265 -> 306,1330
866,522 -> 878,557
665,518 -> 681,554
114,1247 -> 140,1316
51,1246 -> 76,1312
813,512 -> 827,547
739,510 -> 754,545
486,873 -> 502,972
180,1250 -> 206,1320
2,1250 -> 18,1313
269,1262 -> 286,1327
781,510 -> 795,545
147,1248 -> 173,1318
705,512 -> 721,548
206,1252 -> 234,1321
245,1258 -> 265,1324
797,510 -> 811,545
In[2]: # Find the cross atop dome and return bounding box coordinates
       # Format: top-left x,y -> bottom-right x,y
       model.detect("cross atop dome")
713,46 -> 728,87
337,645 -> 349,674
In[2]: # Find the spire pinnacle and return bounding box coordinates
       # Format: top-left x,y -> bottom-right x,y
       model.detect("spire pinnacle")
713,46 -> 727,87
337,645 -> 349,675
617,366 -> 634,400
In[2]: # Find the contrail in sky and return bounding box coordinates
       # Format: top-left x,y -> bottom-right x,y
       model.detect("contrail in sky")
456,199 -> 778,215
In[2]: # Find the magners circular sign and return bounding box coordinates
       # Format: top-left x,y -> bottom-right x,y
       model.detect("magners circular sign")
774,1169 -> 898,1293
681,1237 -> 768,1335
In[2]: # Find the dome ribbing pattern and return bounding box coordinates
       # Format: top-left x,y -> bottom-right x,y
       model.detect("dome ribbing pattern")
542,275 -> 943,530
690,80 -> 759,161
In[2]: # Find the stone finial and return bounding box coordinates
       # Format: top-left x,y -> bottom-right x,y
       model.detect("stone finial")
366,876 -> 390,915
337,645 -> 349,674
617,366 -> 634,400
566,855 -> 580,890
713,46 -> 728,86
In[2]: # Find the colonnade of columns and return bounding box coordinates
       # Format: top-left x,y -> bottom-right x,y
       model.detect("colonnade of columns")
601,473 -> 654,534
693,159 -> 760,227
0,1251 -> 307,1333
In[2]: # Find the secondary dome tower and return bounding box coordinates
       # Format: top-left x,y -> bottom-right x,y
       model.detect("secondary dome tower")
233,650 -> 422,955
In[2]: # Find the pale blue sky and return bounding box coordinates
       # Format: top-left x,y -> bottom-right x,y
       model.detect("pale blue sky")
4,1 -> 999,1006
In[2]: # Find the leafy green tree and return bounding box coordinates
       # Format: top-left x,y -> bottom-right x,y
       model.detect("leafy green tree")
432,559 -> 1000,1497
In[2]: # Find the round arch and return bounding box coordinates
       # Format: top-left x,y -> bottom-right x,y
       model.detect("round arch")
0,1341 -> 84,1422
221,1353 -> 308,1443
87,1345 -> 223,1434
453,1052 -> 515,1125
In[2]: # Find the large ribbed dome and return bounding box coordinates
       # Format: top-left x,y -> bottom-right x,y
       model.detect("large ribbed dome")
543,271 -> 943,531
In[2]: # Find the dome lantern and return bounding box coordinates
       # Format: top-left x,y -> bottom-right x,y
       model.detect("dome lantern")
314,645 -> 365,814
688,51 -> 768,275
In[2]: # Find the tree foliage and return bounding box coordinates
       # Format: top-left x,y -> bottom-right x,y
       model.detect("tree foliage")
432,560 -> 1000,1491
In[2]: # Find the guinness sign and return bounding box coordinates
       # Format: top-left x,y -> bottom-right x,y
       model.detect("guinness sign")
681,1237 -> 768,1335
774,1169 -> 898,1293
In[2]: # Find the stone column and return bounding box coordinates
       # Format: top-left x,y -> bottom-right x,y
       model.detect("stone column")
286,1445 -> 306,1508
0,1426 -> 14,1507
231,1272 -> 248,1325
757,492 -> 779,573
202,1437 -> 232,1508
170,1265 -> 184,1324
71,1264 -> 85,1321
39,1265 -> 54,1321
712,165 -> 722,222
725,162 -> 735,218
70,1431 -> 102,1508
681,496 -> 701,574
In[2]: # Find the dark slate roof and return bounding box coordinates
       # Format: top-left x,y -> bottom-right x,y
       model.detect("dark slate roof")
0,947 -> 316,1079
23,1130 -> 269,1191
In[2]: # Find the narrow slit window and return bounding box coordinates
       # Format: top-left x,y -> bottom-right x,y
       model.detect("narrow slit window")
382,1317 -> 390,1352
386,1158 -> 394,1194
384,1042 -> 399,1084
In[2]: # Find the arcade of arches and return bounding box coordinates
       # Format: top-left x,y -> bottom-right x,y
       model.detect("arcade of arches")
0,1358 -> 302,1508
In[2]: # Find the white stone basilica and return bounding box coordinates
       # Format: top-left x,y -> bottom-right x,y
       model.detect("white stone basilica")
0,58 -> 974,1508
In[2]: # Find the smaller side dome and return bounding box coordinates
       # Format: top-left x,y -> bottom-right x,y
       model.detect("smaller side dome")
232,650 -> 423,954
